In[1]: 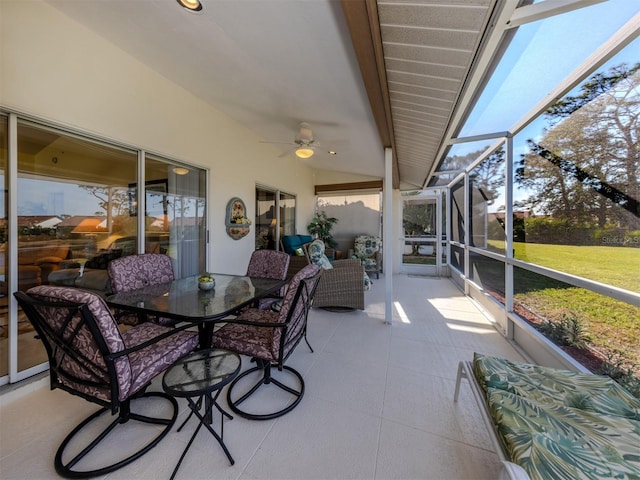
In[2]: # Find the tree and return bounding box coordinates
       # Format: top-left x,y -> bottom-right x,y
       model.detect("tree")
515,63 -> 640,231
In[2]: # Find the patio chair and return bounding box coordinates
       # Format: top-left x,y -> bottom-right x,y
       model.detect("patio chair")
14,285 -> 198,478
211,264 -> 321,420
107,253 -> 176,325
305,239 -> 367,311
349,234 -> 382,279
245,249 -> 290,310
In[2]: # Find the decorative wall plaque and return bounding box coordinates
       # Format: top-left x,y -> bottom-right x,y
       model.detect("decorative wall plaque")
225,197 -> 251,240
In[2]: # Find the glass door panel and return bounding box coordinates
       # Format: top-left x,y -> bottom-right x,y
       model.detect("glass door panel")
144,157 -> 206,278
16,121 -> 137,376
255,188 -> 276,250
0,116 -> 7,379
402,197 -> 437,266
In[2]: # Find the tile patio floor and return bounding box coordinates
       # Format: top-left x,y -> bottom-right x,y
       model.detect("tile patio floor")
0,274 -> 526,480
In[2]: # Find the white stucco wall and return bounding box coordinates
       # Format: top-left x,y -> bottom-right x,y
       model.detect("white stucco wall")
0,0 -> 319,275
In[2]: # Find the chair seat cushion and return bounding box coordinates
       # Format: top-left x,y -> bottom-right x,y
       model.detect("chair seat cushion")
307,239 -> 333,270
122,323 -> 198,399
212,309 -> 281,362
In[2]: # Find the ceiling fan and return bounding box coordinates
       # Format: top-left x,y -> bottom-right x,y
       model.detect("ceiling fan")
261,122 -> 322,159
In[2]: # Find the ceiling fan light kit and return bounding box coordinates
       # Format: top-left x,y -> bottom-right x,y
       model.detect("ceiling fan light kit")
295,147 -> 314,159
176,0 -> 203,13
263,122 -> 334,159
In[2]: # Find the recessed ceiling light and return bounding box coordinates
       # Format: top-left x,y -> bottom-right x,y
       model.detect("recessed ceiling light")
328,150 -> 337,155
176,0 -> 203,13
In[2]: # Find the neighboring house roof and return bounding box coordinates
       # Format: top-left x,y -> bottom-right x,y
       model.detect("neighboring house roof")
17,215 -> 63,228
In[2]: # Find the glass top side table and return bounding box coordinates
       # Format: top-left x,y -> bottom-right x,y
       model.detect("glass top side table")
162,348 -> 241,480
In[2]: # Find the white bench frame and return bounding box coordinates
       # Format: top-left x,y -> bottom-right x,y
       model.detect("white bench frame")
454,361 -> 531,480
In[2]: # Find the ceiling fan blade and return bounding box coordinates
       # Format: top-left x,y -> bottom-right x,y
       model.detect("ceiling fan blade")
259,140 -> 295,145
278,148 -> 295,158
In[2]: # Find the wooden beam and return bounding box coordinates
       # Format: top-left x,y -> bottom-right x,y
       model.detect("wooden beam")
340,0 -> 399,188
315,180 -> 383,195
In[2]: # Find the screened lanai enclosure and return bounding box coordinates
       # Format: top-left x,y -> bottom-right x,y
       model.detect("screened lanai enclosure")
0,0 -> 638,395
391,0 -> 640,390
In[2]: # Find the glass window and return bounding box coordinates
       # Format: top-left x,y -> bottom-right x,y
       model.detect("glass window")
513,44 -> 640,294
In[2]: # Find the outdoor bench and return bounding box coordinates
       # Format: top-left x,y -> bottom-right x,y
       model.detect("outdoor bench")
454,352 -> 640,480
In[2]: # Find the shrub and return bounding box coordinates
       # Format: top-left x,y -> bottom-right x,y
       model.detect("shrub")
538,311 -> 591,349
596,350 -> 640,398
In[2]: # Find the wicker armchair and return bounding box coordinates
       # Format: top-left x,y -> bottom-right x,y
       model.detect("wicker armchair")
313,258 -> 365,310
304,240 -> 365,311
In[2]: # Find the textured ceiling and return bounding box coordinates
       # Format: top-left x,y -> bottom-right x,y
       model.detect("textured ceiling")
43,0 -> 501,190
377,0 -> 495,189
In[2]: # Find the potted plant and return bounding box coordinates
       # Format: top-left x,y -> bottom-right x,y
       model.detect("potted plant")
307,210 -> 338,249
197,272 -> 215,290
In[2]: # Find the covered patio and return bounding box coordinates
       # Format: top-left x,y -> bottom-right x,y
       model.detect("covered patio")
0,274 -> 524,479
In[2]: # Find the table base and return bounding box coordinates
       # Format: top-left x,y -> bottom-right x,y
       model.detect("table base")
170,389 -> 234,480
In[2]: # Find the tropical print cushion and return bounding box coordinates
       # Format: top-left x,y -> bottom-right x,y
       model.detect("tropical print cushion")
472,353 -> 640,480
307,239 -> 333,270
487,388 -> 640,480
473,353 -> 640,419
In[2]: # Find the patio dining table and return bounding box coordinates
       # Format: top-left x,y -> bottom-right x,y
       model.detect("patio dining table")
106,274 -> 285,348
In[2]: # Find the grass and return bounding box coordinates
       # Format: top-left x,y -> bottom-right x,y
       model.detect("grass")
512,242 -> 640,293
479,242 -> 640,375
402,255 -> 437,265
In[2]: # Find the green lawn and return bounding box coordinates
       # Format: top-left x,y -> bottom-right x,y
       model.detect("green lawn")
513,243 -> 640,293
482,242 -> 639,375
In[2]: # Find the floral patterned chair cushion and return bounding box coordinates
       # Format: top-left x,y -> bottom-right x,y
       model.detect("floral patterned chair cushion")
24,285 -> 197,402
352,235 -> 382,278
107,253 -> 176,325
306,239 -> 333,270
246,250 -> 290,279
245,249 -> 290,310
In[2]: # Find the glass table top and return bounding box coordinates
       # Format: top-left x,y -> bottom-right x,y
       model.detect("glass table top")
163,349 -> 241,397
106,274 -> 284,323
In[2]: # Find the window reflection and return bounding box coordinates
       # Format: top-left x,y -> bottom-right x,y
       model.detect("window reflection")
16,121 -> 137,372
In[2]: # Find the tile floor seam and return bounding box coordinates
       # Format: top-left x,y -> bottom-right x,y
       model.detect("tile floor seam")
379,416 -> 498,456
374,318 -> 395,480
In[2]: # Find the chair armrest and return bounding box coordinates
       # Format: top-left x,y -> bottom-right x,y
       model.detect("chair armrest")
286,255 -> 309,279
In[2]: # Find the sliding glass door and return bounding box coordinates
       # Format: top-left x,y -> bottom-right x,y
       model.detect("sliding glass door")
0,116 -> 208,384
